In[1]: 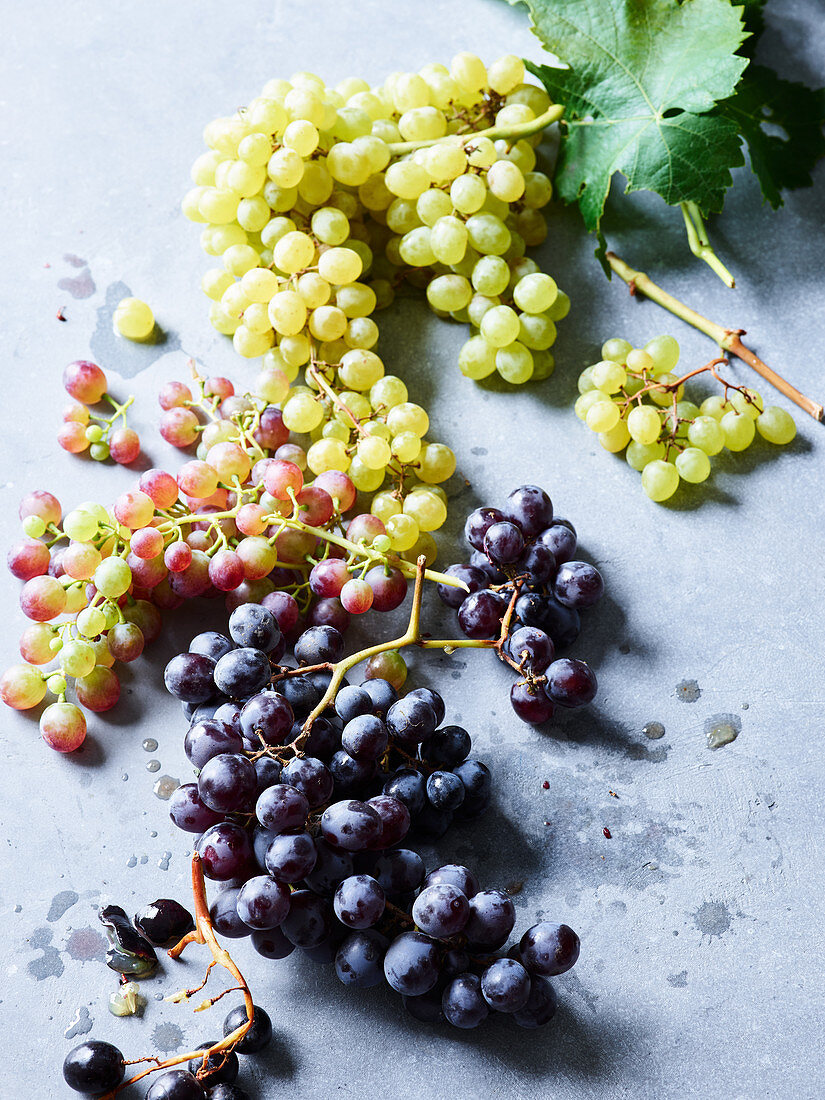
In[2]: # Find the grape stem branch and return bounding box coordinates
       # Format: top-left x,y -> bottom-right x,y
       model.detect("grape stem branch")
605,251 -> 824,421
387,104 -> 565,156
679,202 -> 735,288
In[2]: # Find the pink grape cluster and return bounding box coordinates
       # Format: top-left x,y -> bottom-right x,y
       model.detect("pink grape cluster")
58,360 -> 142,464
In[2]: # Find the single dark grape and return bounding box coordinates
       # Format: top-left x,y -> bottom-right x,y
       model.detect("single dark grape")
412,883 -> 470,938
413,803 -> 454,839
480,957 -> 531,1012
304,839 -> 354,895
364,565 -> 407,611
383,931 -> 441,995
335,685 -> 373,722
251,926 -> 294,959
320,799 -> 382,851
518,921 -> 581,976
196,823 -> 252,881
189,700 -> 226,724
373,848 -> 425,895
335,929 -> 389,988
236,875 -> 290,931
281,756 -> 334,807
184,719 -> 243,770
504,485 -> 553,537
306,596 -> 350,634
222,1004 -> 273,1053
405,686 -> 445,725
469,549 -> 506,584
164,653 -> 216,703
508,626 -> 555,673
197,753 -> 257,813
212,701 -> 242,734
334,874 -> 386,929
134,899 -> 194,947
426,770 -> 465,811
189,631 -> 234,662
452,759 -> 492,816
366,795 -> 410,848
513,975 -> 558,1028
63,1040 -> 125,1095
252,825 -> 277,872
515,593 -> 580,648
464,506 -> 504,551
213,648 -> 271,699
255,783 -> 309,834
554,560 -> 604,609
239,691 -> 294,747
423,864 -> 479,898
442,973 -> 489,1029
342,714 -> 388,761
301,715 -> 339,759
294,624 -> 344,664
359,677 -> 397,716
483,520 -> 524,565
539,521 -> 577,564
209,888 -> 250,939
145,1070 -> 206,1100
516,542 -> 556,584
187,1042 -> 239,1087
169,784 -> 222,834
442,948 -> 471,976
302,928 -> 345,965
281,889 -> 333,948
329,748 -> 375,794
382,768 -> 426,815
457,590 -> 505,639
419,725 -> 471,767
511,679 -> 556,724
228,603 -> 281,652
253,755 -> 282,796
402,987 -> 445,1024
464,889 -> 516,948
278,675 -> 321,717
545,658 -> 598,707
436,563 -> 487,609
265,831 -> 317,883
386,696 -> 438,743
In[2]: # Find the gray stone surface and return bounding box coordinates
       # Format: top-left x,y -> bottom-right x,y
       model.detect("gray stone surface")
0,1 -> 823,1097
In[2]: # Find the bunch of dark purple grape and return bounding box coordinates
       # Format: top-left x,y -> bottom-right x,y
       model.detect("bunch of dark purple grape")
438,485 -> 603,724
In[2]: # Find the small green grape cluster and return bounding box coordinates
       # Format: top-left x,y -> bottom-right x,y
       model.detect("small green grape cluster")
575,335 -> 798,502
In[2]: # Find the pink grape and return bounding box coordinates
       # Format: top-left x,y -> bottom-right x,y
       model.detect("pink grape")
109,428 -> 141,464
271,527 -> 317,564
20,575 -> 68,620
307,597 -> 350,633
365,565 -> 408,612
19,490 -> 61,527
264,460 -> 304,500
62,401 -> 89,424
19,623 -> 56,664
253,406 -> 289,451
151,578 -> 184,609
365,650 -> 407,690
274,443 -> 307,469
313,471 -> 357,513
178,460 -> 219,499
164,542 -> 192,572
169,550 -> 211,597
251,457 -> 275,486
58,422 -> 89,453
40,701 -> 87,752
220,394 -> 251,419
122,599 -> 162,643
75,667 -> 121,712
207,442 -> 251,482
48,548 -> 67,578
236,537 -> 277,579
209,549 -> 245,591
205,376 -> 234,401
295,487 -> 334,526
130,527 -> 164,560
261,591 -> 300,634
186,530 -> 213,552
236,504 -> 268,536
62,542 -> 101,580
7,539 -> 50,581
310,558 -> 350,598
125,551 -> 167,589
63,360 -> 107,404
114,490 -> 155,530
139,469 -> 179,509
346,514 -> 385,544
107,622 -> 145,661
224,577 -> 275,612
160,407 -> 200,447
158,380 -> 193,409
0,664 -> 47,709
341,578 -> 374,614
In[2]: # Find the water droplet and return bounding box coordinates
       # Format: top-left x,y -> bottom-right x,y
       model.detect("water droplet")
64,1006 -> 93,1039
149,830 -> 157,838
13,904 -> 21,913
158,851 -> 172,871
741,702 -> 749,710
643,721 -> 665,740
146,759 -> 161,773
704,714 -> 742,750
120,773 -> 129,782
126,856 -> 137,868
139,855 -> 148,865
675,679 -> 701,703
142,738 -> 158,752
153,775 -> 180,801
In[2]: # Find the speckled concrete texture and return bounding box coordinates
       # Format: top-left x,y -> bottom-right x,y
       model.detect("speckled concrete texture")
1,2 -> 823,1097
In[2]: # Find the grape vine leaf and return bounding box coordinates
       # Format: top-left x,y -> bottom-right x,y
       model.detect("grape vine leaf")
511,0 -> 750,251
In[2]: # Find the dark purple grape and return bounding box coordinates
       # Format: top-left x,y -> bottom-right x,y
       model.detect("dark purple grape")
306,596 -> 351,633
303,839 -> 354,895
518,921 -> 580,976
366,795 -> 410,848
508,626 -> 555,673
145,1070 -> 206,1099
213,701 -> 242,734
483,520 -> 524,565
278,675 -> 321,717
419,725 -> 471,767
335,685 -> 372,722
442,973 -> 489,1029
412,884 -> 470,938
207,1086 -> 251,1100
197,753 -> 257,813
63,1040 -> 125,1095
373,848 -> 425,895
251,927 -> 294,959
513,975 -> 558,1028
402,987 -> 445,1024
382,768 -> 426,815
253,755 -> 282,796
464,889 -> 515,948
236,875 -> 290,930
281,756 -> 333,807
335,929 -> 389,988
436,563 -> 487,609
255,783 -> 309,834
281,889 -> 333,947
405,686 -> 445,725
228,603 -> 281,652
516,542 -> 556,584
386,696 -> 438,743
414,804 -> 454,838
383,931 -> 441,995
265,831 -> 317,883
481,957 -> 531,1012
359,677 -> 397,716
426,771 -> 465,811
189,631 -> 234,662
196,823 -> 252,881
545,658 -> 597,706
169,784 -> 222,834
184,719 -> 243,770
302,928 -> 346,964
209,888 -> 250,939
213,648 -> 272,698
223,1004 -> 272,1052
464,506 -> 504,550
452,760 -> 492,816
252,825 -> 277,871
504,485 -> 553,536
342,714 -> 388,760
320,799 -> 382,850
239,691 -> 294,746
516,593 -> 580,648
134,899 -> 194,947
294,624 -> 344,664
329,749 -> 376,793
469,549 -> 506,584
443,948 -> 471,976
164,653 -> 216,703
511,679 -> 556,724
334,874 -> 386,928
554,560 -> 604,609
187,1042 -> 239,1087
423,864 -> 479,898
364,564 -> 408,612
539,521 -> 577,564
457,590 -> 505,639
301,715 -> 339,758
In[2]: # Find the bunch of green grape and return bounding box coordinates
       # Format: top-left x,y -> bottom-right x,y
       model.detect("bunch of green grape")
182,51 -> 566,394
575,335 -> 798,502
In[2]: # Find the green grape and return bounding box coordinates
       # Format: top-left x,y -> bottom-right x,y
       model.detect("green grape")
458,335 -> 497,380
517,313 -> 556,351
720,410 -> 756,451
675,447 -> 711,483
599,419 -> 631,452
114,297 -> 154,340
531,350 -> 555,381
76,606 -> 107,638
626,348 -> 654,373
467,294 -> 500,328
486,160 -> 525,203
417,442 -> 457,483
423,141 -> 467,182
513,272 -> 558,314
488,53 -> 526,94
241,267 -> 280,303
94,558 -> 132,599
403,488 -> 447,531
202,268 -> 234,301
370,375 -> 407,411
465,213 -> 511,256
591,359 -> 627,394
387,402 -> 428,437
577,366 -> 596,394
318,246 -> 362,285
268,290 -> 307,336
627,405 -> 661,445
311,206 -> 350,245
337,283 -> 377,318
399,106 -> 447,142
391,431 -> 421,463
522,171 -> 553,209
356,435 -> 391,470
728,388 -> 764,420
276,335 -> 310,369
687,415 -> 725,455
63,510 -> 99,543
223,244 -> 260,276
586,400 -> 621,434
450,173 -> 487,214
650,374 -> 684,406
756,406 -> 797,445
626,439 -> 666,471
234,325 -> 274,358
335,390 -> 372,422
700,394 -> 728,420
338,349 -> 384,391
415,188 -> 452,227
283,392 -> 324,433
399,227 -> 435,267
307,438 -> 350,475
471,256 -> 509,296
430,216 -> 468,265
59,640 -> 96,679
545,290 -> 570,322
643,334 -> 680,372
641,459 -> 680,502
386,513 -> 419,552
426,275 -> 472,313
322,420 -> 350,443
480,305 -> 520,348
574,390 -> 606,421
348,457 -> 385,493
309,305 -> 348,342
371,491 -> 402,523
345,317 -> 379,349
385,161 -> 431,200
495,342 -> 534,384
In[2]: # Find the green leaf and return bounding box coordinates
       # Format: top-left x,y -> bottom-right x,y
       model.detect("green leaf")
517,0 -> 749,237
713,65 -> 825,208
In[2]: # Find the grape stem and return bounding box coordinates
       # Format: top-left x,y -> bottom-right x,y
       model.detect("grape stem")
100,853 -> 256,1097
679,202 -> 736,288
605,250 -> 824,421
387,103 -> 565,156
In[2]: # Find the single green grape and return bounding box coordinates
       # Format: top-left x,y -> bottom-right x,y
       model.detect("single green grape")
756,406 -> 796,445
720,410 -> 756,451
675,447 -> 711,484
687,415 -> 725,455
641,459 -> 680,502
